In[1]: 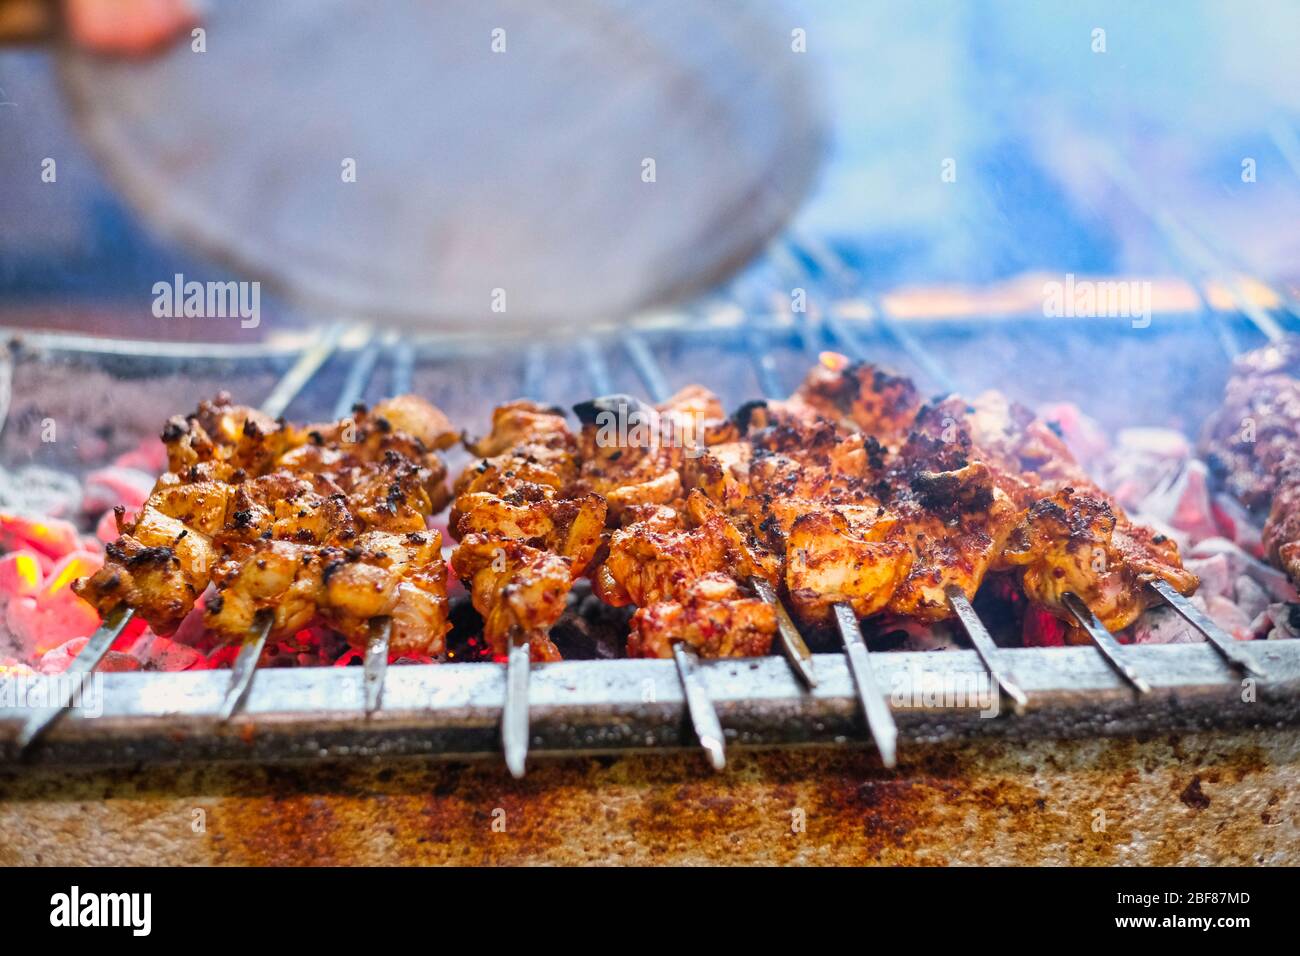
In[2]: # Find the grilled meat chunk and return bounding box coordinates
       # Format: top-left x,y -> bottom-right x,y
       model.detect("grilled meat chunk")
628,573 -> 776,659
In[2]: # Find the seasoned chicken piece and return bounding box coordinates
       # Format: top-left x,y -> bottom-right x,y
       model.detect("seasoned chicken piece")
759,353 -> 920,441
342,451 -> 440,533
1263,453 -> 1300,583
885,472 -> 1021,621
784,508 -> 913,625
573,395 -> 686,518
162,393 -> 303,478
319,530 -> 449,656
148,477 -> 233,535
467,400 -> 574,458
682,441 -> 752,510
454,490 -> 606,574
1000,488 -> 1197,632
73,505 -> 217,634
594,490 -> 778,607
369,395 -> 458,451
205,539 -> 326,640
1201,336 -> 1300,512
278,411 -> 451,515
218,473 -> 358,545
628,573 -> 776,659
450,535 -> 572,661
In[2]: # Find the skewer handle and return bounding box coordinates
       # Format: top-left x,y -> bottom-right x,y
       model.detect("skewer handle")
945,587 -> 1028,715
750,577 -> 817,688
218,612 -> 274,721
502,638 -> 531,779
1148,579 -> 1267,678
832,603 -> 898,768
671,641 -> 726,771
14,606 -> 133,754
1061,593 -> 1152,694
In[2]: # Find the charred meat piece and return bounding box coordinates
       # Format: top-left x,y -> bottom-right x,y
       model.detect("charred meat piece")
628,573 -> 776,659
1000,488 -> 1196,632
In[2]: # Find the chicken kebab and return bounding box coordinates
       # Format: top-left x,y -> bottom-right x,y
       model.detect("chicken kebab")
454,354 -> 1198,664
74,393 -> 459,659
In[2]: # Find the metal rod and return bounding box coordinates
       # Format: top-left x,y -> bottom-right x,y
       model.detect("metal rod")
261,322 -> 348,419
363,616 -> 392,714
578,339 -> 614,396
832,602 -> 898,767
670,641 -> 726,771
13,606 -> 133,753
502,636 -> 531,779
387,332 -> 415,395
522,344 -> 548,402
751,576 -> 816,688
331,330 -> 381,419
945,586 -> 1028,715
624,335 -> 671,404
1148,579 -> 1267,678
1061,592 -> 1152,694
217,612 -> 274,721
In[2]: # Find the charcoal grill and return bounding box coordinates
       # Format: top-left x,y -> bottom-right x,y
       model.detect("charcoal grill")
3,243 -> 1298,771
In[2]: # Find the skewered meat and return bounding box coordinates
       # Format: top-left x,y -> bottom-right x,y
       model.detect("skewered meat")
1001,488 -> 1198,632
594,490 -> 779,608
1203,337 -> 1300,584
449,535 -> 572,661
450,401 -> 605,660
628,573 -> 776,659
76,395 -> 454,654
1201,336 -> 1300,512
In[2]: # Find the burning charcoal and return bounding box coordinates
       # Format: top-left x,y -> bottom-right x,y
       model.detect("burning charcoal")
37,636 -> 88,674
81,466 -> 154,515
1139,460 -> 1218,545
0,465 -> 83,520
1234,575 -> 1271,623
0,512 -> 81,560
98,651 -> 142,672
1132,605 -> 1200,645
1211,493 -> 1264,557
1022,606 -> 1067,647
0,550 -> 44,601
1193,593 -> 1253,640
112,437 -> 167,474
1266,603 -> 1300,641
1247,609 -> 1274,641
1191,538 -> 1299,603
1184,553 -> 1232,600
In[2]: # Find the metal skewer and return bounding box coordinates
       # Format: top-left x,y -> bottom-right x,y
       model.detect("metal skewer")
363,617 -> 392,714
1061,592 -> 1152,694
13,606 -> 132,753
217,611 -> 274,721
1148,579 -> 1267,678
618,335 -> 749,767
832,602 -> 898,767
751,577 -> 816,688
13,326 -> 350,755
945,586 -> 1028,715
502,635 -> 532,779
671,640 -> 727,771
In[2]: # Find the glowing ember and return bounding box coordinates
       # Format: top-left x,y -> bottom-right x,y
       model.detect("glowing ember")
818,350 -> 850,372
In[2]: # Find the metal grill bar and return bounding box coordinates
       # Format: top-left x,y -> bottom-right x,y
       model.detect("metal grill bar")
625,335 -> 671,403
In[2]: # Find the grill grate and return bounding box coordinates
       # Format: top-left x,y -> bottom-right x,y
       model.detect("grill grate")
2,267 -> 1298,769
